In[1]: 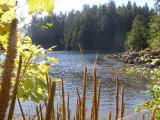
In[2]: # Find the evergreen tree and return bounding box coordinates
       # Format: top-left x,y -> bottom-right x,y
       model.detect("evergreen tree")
148,14 -> 160,50
125,15 -> 148,51
28,1 -> 152,51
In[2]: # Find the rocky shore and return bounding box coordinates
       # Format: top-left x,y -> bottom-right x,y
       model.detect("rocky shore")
107,51 -> 160,68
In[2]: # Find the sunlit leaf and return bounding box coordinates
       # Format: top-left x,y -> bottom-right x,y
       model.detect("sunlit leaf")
27,0 -> 55,14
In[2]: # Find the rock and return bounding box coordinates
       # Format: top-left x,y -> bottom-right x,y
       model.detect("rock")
107,51 -> 160,68
144,54 -> 152,58
150,59 -> 160,67
157,55 -> 160,58
128,60 -> 134,64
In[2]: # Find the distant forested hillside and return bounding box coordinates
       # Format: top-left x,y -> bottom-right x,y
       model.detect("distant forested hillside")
27,1 -> 154,51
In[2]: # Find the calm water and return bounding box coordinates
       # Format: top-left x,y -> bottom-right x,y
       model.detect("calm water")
15,51 -> 150,119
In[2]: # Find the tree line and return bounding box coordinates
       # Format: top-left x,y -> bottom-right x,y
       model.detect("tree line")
125,0 -> 160,51
28,1 -> 156,51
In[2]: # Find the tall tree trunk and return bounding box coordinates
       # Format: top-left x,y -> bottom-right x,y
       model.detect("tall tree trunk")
0,19 -> 17,120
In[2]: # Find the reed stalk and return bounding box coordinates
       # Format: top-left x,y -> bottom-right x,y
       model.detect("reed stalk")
120,81 -> 125,119
76,98 -> 80,120
93,66 -> 98,120
61,79 -> 66,120
142,114 -> 145,120
36,107 -> 40,120
17,96 -> 25,120
67,93 -> 70,120
150,106 -> 156,120
77,88 -> 81,120
115,76 -> 119,120
97,80 -> 101,112
81,66 -> 87,120
90,66 -> 98,120
39,104 -> 43,120
31,104 -> 45,120
90,94 -> 94,120
107,111 -> 112,120
7,56 -> 22,120
56,104 -> 60,120
45,82 -> 56,120
138,112 -> 140,120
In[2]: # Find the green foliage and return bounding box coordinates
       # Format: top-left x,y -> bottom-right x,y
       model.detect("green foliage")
27,0 -> 55,14
28,1 -> 152,51
124,66 -> 160,119
17,36 -> 58,102
29,14 -> 66,49
41,22 -> 54,30
125,15 -> 148,51
145,86 -> 160,119
148,15 -> 160,50
0,0 -> 57,103
0,0 -> 16,50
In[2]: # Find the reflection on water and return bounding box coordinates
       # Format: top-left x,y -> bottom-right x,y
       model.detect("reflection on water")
15,51 -> 150,119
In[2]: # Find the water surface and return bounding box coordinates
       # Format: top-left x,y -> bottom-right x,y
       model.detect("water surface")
15,51 -> 150,119
50,51 -> 150,118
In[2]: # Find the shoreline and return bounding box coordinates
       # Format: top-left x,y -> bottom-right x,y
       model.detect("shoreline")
107,51 -> 160,68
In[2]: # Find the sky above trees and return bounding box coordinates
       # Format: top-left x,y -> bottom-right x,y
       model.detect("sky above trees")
54,0 -> 155,13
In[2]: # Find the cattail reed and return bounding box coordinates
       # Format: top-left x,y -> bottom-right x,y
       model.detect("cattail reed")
7,56 -> 22,120
90,94 -> 95,120
107,111 -> 112,120
45,82 -> 56,120
61,79 -> 66,120
97,80 -> 101,112
150,106 -> 156,120
120,81 -> 125,119
91,66 -> 98,120
76,98 -> 80,120
77,88 -> 81,120
94,67 -> 98,120
67,93 -> 70,120
81,66 -> 87,120
115,76 -> 119,120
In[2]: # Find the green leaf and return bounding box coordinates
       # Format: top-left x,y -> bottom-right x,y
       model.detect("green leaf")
41,22 -> 53,30
47,22 -> 53,27
24,79 -> 34,89
37,79 -> 47,89
27,0 -> 55,14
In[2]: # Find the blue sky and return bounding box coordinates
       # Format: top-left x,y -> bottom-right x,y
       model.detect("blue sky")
54,0 -> 155,13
